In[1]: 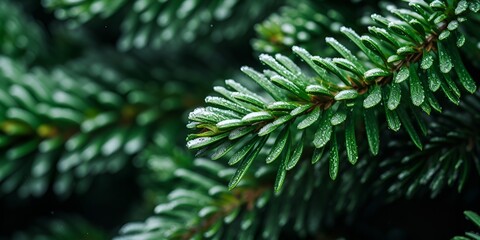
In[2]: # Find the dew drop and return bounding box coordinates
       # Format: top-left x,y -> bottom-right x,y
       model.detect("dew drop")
394,66 -> 409,83
421,52 -> 434,70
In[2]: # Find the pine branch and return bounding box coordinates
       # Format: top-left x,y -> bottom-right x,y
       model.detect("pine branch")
42,0 -> 282,50
42,0 -> 127,24
0,55 -> 192,198
187,0 -> 480,192
371,91 -> 480,199
253,0 -> 346,55
117,156 -> 373,239
123,97 -> 479,239
252,0 -> 375,56
1,0 -> 479,239
181,186 -> 267,240
119,125 -> 383,239
117,158 -> 260,240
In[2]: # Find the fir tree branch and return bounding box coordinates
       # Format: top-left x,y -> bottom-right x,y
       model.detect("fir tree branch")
372,91 -> 480,199
42,0 -> 282,50
181,186 -> 268,240
0,55 -> 194,198
117,157 -> 373,239
124,98 -> 480,238
187,0 -> 480,191
253,0 -> 347,55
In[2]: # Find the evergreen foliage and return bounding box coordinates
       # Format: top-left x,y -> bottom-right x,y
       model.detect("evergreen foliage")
375,91 -> 480,199
0,0 -> 479,239
42,0 -> 281,50
252,0 -> 346,55
0,51 -> 205,198
187,0 -> 479,192
117,156 -> 375,239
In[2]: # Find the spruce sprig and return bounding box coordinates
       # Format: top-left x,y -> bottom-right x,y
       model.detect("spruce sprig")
187,0 -> 479,192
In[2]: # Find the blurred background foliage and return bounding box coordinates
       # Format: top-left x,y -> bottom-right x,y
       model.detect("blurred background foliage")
0,0 -> 479,239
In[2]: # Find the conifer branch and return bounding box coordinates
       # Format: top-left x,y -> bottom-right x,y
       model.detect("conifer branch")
187,0 -> 480,191
182,186 -> 267,240
118,157 -> 373,239
2,0 -> 480,239
42,0 -> 281,50
374,91 -> 480,198
253,0 -> 346,55
0,56 -> 191,198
